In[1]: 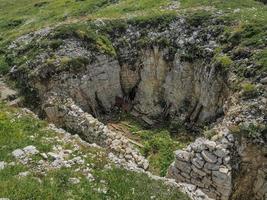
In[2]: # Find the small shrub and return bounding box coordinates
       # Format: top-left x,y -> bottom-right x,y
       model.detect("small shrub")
228,125 -> 241,134
239,123 -> 266,139
187,11 -> 212,27
203,129 -> 217,140
34,1 -> 48,7
254,49 -> 267,72
0,56 -> 9,74
6,19 -> 24,28
241,82 -> 258,98
96,36 -> 116,56
60,56 -> 90,72
129,13 -> 177,29
215,55 -> 233,69
49,40 -> 63,50
137,36 -> 152,48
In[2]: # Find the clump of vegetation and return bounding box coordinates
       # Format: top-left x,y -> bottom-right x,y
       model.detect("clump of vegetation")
137,36 -> 152,48
128,13 -> 177,29
60,56 -> 90,72
33,1 -> 49,8
53,24 -> 116,57
114,114 -> 192,176
254,49 -> 267,72
241,82 -> 258,99
203,129 -> 218,140
5,19 -> 24,28
40,39 -> 63,50
142,130 -> 187,176
0,56 -> 9,74
186,11 -> 212,27
214,54 -> 233,69
230,122 -> 267,139
96,35 -> 116,56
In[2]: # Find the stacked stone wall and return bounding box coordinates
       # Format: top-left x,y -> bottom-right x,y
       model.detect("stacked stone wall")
167,135 -> 235,200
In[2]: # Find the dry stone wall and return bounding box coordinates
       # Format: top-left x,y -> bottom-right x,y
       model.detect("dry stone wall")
43,95 -> 149,170
167,134 -> 235,200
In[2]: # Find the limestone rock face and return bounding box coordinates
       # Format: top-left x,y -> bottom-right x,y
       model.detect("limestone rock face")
134,47 -> 170,116
164,57 -> 226,123
9,16 -> 229,125
36,51 -> 123,117
120,63 -> 140,95
129,47 -> 227,122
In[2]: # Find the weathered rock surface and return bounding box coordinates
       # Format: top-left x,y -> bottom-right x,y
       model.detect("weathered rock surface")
9,16 -> 229,125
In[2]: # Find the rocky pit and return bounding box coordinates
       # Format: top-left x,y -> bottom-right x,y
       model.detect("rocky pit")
7,16 -> 267,200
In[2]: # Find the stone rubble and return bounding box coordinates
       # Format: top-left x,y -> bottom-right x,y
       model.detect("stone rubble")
69,177 -> 81,185
0,161 -> 6,170
18,171 -> 30,177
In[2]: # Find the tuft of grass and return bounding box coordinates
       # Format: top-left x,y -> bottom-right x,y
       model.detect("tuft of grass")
254,49 -> 267,72
203,129 -> 218,140
0,56 -> 9,74
241,82 -> 258,99
60,56 -> 90,72
215,54 -> 233,69
96,35 -> 117,57
186,11 -> 212,27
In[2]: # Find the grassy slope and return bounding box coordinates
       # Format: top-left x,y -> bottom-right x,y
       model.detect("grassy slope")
0,0 -> 266,47
0,0 -> 172,47
0,102 -> 189,200
0,0 -> 266,73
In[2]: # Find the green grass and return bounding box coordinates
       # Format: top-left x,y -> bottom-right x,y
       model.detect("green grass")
0,0 -> 117,46
93,0 -> 173,19
112,113 -> 193,176
0,0 -> 172,50
0,0 -> 267,75
0,103 -> 53,161
0,102 -> 189,200
214,54 -> 233,69
0,167 -> 189,200
241,82 -> 258,99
